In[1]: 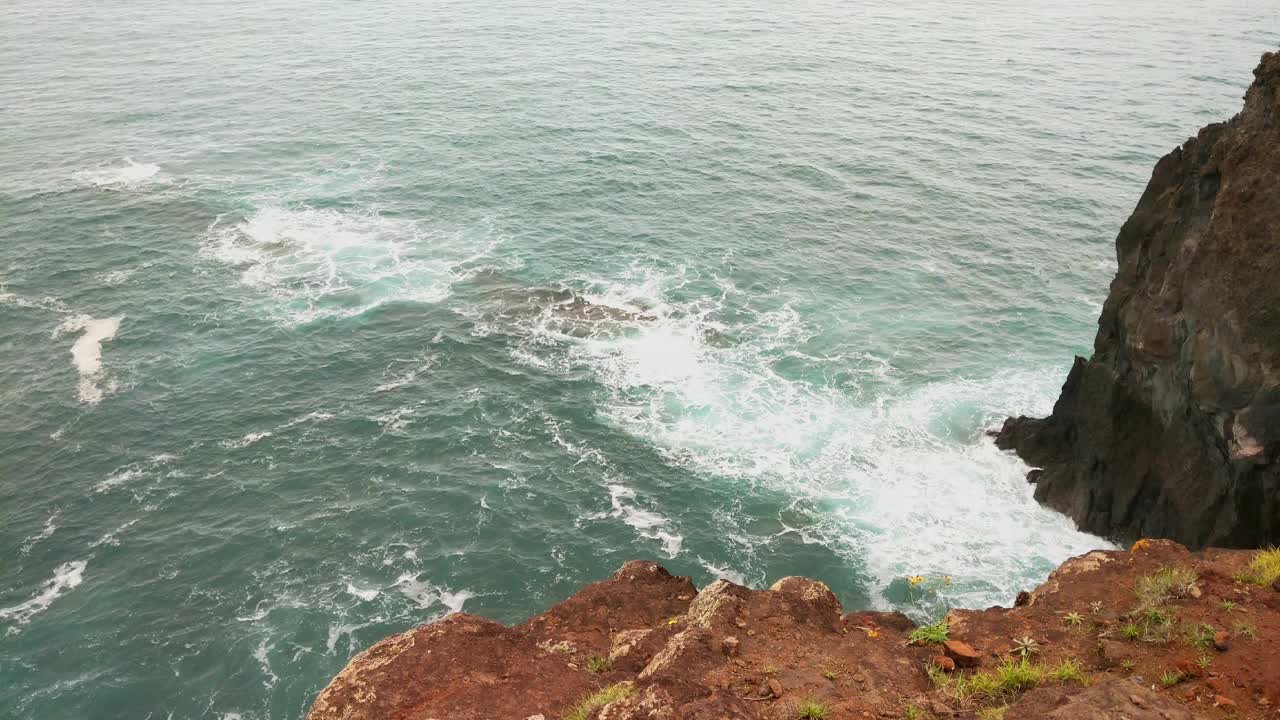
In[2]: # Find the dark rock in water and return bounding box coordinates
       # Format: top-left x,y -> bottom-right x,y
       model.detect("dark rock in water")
996,52 -> 1280,549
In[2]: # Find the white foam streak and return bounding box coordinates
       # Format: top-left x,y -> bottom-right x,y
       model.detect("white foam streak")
345,583 -> 380,602
19,513 -> 59,555
74,158 -> 162,189
608,484 -> 683,558
201,206 -> 496,323
0,560 -> 88,625
395,573 -> 473,615
54,315 -> 123,405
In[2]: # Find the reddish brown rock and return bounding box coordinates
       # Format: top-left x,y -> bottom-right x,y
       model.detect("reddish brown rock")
720,635 -> 739,657
942,639 -> 981,668
931,655 -> 956,672
1213,630 -> 1231,651
1206,676 -> 1228,692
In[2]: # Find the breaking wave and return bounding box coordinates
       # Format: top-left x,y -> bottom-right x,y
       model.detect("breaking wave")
200,205 -> 497,323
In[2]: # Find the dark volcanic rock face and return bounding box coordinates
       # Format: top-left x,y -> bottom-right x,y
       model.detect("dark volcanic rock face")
996,52 -> 1280,548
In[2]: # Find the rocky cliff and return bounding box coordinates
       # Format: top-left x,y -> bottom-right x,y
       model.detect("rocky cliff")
995,51 -> 1280,548
309,542 -> 1280,719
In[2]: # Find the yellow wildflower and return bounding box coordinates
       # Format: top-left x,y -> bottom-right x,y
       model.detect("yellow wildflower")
867,629 -> 880,639
667,618 -> 679,625
944,575 -> 952,586
908,575 -> 925,586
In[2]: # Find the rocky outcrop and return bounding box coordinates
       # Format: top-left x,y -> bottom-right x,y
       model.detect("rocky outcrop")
996,51 -> 1280,548
309,541 -> 1280,720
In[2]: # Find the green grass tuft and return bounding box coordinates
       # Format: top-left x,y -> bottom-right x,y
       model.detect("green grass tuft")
902,705 -> 932,720
1234,548 -> 1280,586
1051,659 -> 1086,684
796,700 -> 828,719
1233,622 -> 1258,640
1186,624 -> 1216,650
908,621 -> 950,645
1133,567 -> 1198,623
1063,612 -> 1085,627
563,683 -> 634,720
587,655 -> 610,674
1121,623 -> 1141,640
1159,670 -> 1183,688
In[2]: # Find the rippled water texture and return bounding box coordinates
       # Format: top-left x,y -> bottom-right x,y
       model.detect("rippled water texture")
2,1 -> 1277,717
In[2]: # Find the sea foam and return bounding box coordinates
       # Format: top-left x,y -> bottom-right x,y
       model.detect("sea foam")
514,265 -> 1110,614
54,315 -> 123,405
201,205 -> 497,323
0,560 -> 88,625
74,158 -> 162,190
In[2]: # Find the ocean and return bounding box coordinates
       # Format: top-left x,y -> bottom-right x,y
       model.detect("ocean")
2,0 -> 1276,717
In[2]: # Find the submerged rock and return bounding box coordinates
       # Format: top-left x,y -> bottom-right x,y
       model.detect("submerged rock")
997,51 -> 1280,548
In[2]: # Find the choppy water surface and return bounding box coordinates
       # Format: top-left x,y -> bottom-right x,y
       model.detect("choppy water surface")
2,1 -> 1277,717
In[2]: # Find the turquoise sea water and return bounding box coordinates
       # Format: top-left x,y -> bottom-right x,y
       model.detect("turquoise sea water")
2,1 -> 1277,717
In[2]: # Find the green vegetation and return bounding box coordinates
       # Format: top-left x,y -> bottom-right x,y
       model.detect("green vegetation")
1233,622 -> 1257,640
1195,654 -> 1212,669
587,655 -> 610,674
1220,600 -> 1238,612
1063,612 -> 1084,627
1159,670 -> 1183,688
902,705 -> 931,720
928,657 -> 1086,704
764,663 -> 779,674
1089,601 -> 1104,614
796,700 -> 828,719
1119,659 -> 1135,672
563,683 -> 634,720
1011,636 -> 1040,658
1051,659 -> 1086,684
908,621 -> 950,645
1233,547 -> 1280,586
1136,567 -> 1199,607
977,708 -> 1007,720
1186,624 -> 1216,650
821,670 -> 837,681
1121,623 -> 1141,640
1131,566 -> 1198,635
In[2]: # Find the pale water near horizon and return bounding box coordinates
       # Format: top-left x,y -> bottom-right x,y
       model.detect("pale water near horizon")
2,1 -> 1277,717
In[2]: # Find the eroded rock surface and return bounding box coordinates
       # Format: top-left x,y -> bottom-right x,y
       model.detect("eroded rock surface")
309,541 -> 1280,720
996,52 -> 1280,548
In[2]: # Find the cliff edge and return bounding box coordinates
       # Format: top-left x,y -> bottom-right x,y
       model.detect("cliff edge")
309,543 -> 1280,719
995,51 -> 1280,548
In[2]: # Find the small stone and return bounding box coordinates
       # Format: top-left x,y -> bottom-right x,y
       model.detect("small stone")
1206,677 -> 1227,692
1271,577 -> 1280,593
1214,695 -> 1236,708
746,629 -> 755,637
1188,584 -> 1202,598
525,716 -> 547,720
767,678 -> 783,698
735,619 -> 747,628
943,639 -> 981,668
721,636 -> 740,657
1182,689 -> 1197,701
1097,640 -> 1134,668
931,655 -> 956,672
1014,591 -> 1031,607
1213,631 -> 1230,651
